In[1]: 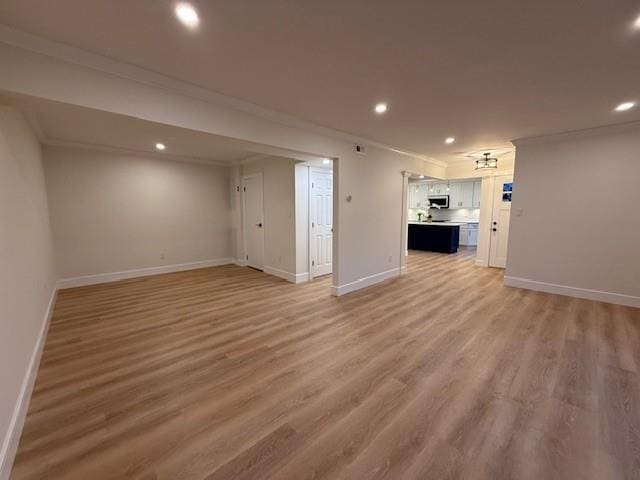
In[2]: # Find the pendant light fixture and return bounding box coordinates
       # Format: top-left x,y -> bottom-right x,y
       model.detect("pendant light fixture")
476,152 -> 498,170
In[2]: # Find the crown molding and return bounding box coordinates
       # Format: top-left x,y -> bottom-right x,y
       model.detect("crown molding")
21,110 -> 46,142
235,153 -> 272,165
0,23 -> 447,169
512,120 -> 640,147
43,138 -> 231,167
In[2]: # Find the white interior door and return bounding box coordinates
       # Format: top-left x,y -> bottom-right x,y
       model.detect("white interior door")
243,174 -> 264,270
489,174 -> 513,268
310,168 -> 333,278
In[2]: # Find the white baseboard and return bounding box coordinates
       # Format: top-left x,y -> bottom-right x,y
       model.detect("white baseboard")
331,267 -> 401,296
504,276 -> 640,308
263,265 -> 308,284
0,288 -> 57,480
475,258 -> 489,267
295,272 -> 310,284
57,258 -> 233,289
233,258 -> 248,267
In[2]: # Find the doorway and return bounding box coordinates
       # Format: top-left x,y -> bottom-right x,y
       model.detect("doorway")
309,167 -> 333,278
488,174 -> 513,268
242,173 -> 265,270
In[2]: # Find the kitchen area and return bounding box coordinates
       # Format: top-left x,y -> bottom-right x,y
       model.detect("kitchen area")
407,178 -> 481,254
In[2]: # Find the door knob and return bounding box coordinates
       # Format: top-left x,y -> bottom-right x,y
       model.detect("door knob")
256,223 -> 263,228
492,228 -> 497,232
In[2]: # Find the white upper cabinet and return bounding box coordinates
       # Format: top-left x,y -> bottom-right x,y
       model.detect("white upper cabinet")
447,181 -> 474,208
409,183 -> 430,208
429,183 -> 448,196
408,184 -> 419,208
461,182 -> 474,208
472,180 -> 481,208
410,179 -> 483,209
416,184 -> 429,207
448,183 -> 463,208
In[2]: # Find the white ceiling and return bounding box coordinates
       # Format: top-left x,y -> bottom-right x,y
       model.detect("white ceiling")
1,1 -> 639,163
0,92 -> 265,164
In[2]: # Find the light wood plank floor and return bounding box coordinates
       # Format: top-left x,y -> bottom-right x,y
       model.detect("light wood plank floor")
11,249 -> 640,479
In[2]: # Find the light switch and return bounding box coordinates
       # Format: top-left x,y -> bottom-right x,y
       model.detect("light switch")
515,208 -> 523,216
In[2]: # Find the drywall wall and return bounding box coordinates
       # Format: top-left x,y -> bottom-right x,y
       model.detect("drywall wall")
294,164 -> 309,279
241,157 -> 297,279
0,37 -> 447,294
506,123 -> 640,307
44,145 -> 232,282
0,106 -> 56,478
336,146 -> 408,294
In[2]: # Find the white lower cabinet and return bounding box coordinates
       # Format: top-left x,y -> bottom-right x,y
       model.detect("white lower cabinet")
459,224 -> 478,246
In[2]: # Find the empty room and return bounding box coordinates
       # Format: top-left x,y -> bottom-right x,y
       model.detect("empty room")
1,2 -> 639,479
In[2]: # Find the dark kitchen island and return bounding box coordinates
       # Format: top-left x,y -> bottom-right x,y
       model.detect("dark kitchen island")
408,222 -> 461,254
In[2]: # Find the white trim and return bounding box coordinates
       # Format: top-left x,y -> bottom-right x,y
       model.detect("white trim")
57,258 -> 232,289
0,288 -> 57,480
400,171 -> 410,275
296,272 -> 311,283
308,166 -> 333,280
0,24 -> 445,169
512,120 -> 640,147
504,276 -> 640,309
475,258 -> 489,267
232,258 -> 248,267
331,268 -> 401,296
263,265 -> 308,284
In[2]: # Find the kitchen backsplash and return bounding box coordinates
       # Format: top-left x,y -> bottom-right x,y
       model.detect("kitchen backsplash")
408,208 -> 480,222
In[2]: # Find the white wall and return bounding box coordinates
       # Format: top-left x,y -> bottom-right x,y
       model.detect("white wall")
0,107 -> 56,478
0,39 -> 446,293
506,124 -> 640,307
44,146 -> 232,282
241,157 -> 297,277
294,165 -> 309,278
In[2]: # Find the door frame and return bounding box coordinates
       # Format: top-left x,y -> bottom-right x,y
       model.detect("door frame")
242,172 -> 265,270
308,165 -> 333,280
488,173 -> 513,268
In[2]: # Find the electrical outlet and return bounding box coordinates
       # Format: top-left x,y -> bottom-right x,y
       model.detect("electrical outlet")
160,253 -> 165,260
388,255 -> 393,263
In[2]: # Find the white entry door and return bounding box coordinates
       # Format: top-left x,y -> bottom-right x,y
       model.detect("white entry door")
489,174 -> 514,268
243,174 -> 264,270
310,168 -> 333,278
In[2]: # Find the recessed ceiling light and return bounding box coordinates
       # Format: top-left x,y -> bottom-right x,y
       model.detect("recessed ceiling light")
322,158 -> 331,165
615,101 -> 636,112
175,3 -> 199,29
445,137 -> 455,144
155,143 -> 166,151
634,15 -> 640,29
419,175 -> 425,179
374,103 -> 388,114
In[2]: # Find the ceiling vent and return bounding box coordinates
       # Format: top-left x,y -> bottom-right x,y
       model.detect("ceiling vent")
354,144 -> 366,155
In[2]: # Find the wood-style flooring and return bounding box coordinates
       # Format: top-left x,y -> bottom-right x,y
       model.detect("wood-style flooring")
11,249 -> 640,479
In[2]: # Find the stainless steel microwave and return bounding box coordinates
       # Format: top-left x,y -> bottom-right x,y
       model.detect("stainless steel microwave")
427,195 -> 449,208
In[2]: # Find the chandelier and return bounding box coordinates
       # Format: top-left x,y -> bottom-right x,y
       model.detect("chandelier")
475,152 -> 498,170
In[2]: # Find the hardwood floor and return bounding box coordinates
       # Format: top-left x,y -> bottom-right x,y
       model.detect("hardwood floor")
11,249 -> 640,479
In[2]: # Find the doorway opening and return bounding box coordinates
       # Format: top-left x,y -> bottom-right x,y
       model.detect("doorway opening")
488,174 -> 513,268
309,166 -> 333,279
401,170 -> 514,271
403,173 -> 481,263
